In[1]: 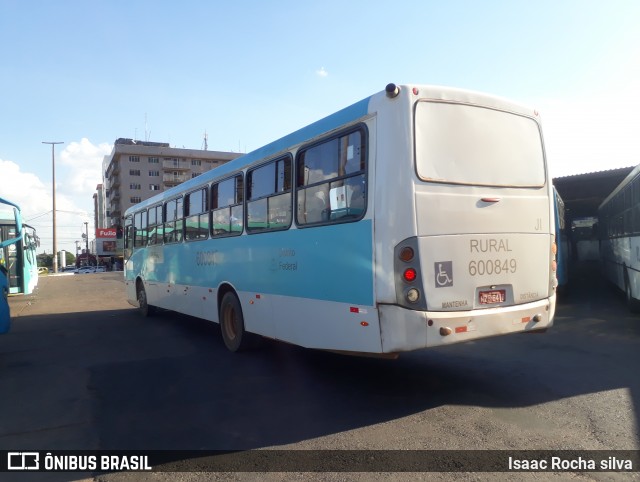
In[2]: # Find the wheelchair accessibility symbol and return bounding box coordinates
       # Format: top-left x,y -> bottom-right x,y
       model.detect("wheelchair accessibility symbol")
435,261 -> 453,288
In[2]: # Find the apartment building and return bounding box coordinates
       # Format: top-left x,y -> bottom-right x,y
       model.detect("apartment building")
93,183 -> 106,230
102,138 -> 242,228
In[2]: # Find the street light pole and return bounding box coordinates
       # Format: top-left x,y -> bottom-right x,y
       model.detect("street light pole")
43,141 -> 64,273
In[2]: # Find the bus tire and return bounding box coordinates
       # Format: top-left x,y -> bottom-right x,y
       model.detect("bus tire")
220,292 -> 248,352
624,269 -> 640,314
137,282 -> 155,317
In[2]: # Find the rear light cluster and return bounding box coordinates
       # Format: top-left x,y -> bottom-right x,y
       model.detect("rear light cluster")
401,254 -> 420,302
394,238 -> 427,309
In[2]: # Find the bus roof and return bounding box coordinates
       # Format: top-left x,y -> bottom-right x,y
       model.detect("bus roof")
124,83 -> 541,216
598,163 -> 640,210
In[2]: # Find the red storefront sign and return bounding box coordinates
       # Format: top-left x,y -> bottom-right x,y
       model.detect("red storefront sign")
96,228 -> 117,238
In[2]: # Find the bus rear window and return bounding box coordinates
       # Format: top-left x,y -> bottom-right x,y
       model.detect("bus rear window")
414,101 -> 545,187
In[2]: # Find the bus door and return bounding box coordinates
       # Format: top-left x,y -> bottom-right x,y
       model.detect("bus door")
1,225 -> 21,293
412,100 -> 553,313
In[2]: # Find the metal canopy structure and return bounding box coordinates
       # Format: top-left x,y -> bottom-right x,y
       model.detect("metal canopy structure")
553,166 -> 635,221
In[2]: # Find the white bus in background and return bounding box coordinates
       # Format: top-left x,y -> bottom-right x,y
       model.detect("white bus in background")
124,83 -> 557,355
598,164 -> 640,312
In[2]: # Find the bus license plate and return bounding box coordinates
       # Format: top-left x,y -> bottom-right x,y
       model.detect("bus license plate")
479,289 -> 506,304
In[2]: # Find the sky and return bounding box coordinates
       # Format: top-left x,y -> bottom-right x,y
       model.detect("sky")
1,0 -> 639,255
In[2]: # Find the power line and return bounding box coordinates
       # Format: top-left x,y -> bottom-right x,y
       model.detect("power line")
25,211 -> 53,221
26,210 -> 89,222
31,225 -> 91,229
57,210 -> 90,215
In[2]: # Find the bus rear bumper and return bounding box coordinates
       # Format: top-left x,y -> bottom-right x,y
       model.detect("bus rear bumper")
379,296 -> 555,352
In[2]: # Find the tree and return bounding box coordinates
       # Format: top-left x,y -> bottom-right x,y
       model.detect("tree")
37,253 -> 53,268
64,251 -> 76,266
37,252 -> 76,268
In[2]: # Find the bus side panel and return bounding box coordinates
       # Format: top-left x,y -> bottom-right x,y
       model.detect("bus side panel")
602,237 -> 628,293
240,221 -> 376,342
606,235 -> 640,300
262,294 -> 382,352
630,236 -> 640,300
556,234 -> 569,288
148,222 -> 374,305
0,266 -> 9,334
124,275 -> 137,307
238,289 -> 274,337
126,220 -> 377,348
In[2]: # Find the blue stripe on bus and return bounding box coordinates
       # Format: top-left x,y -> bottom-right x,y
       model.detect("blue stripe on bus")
136,219 -> 374,306
128,97 -> 372,213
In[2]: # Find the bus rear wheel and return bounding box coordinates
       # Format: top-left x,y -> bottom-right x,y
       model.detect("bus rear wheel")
137,282 -> 155,317
220,292 -> 248,352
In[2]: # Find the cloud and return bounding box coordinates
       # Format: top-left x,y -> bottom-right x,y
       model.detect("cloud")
0,159 -> 51,217
316,67 -> 329,78
59,138 -> 113,197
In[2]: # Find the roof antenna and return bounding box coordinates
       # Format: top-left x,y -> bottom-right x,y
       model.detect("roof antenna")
145,113 -> 150,141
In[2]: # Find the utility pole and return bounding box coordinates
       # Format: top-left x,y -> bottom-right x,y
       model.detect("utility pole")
84,222 -> 89,261
43,141 -> 64,273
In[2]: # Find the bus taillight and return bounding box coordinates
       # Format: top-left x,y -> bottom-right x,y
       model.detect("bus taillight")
399,246 -> 414,262
403,268 -> 417,282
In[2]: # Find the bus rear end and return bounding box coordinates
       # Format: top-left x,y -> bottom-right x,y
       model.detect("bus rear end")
378,86 -> 556,351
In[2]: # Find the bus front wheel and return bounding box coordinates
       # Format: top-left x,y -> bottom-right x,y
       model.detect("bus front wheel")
220,292 -> 248,352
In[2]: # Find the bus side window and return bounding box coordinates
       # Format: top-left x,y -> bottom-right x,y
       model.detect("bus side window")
175,197 -> 184,243
163,200 -> 174,243
212,175 -> 243,237
185,187 -> 209,241
133,211 -> 147,248
298,185 -> 329,224
147,205 -> 162,246
345,175 -> 366,216
164,197 -> 184,244
296,128 -> 366,226
246,157 -> 292,233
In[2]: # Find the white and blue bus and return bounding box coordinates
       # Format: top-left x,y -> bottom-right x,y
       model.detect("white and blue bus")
0,216 -> 38,296
598,164 -> 640,312
553,187 -> 569,290
124,83 -> 557,355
